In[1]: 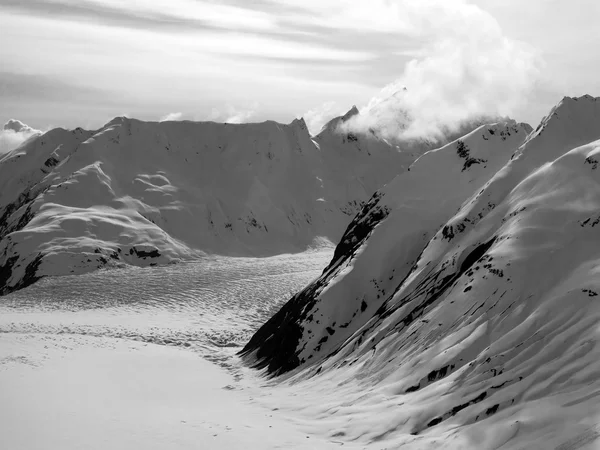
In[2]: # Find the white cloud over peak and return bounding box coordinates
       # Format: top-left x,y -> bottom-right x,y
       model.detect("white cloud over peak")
160,112 -> 184,122
339,0 -> 542,141
207,105 -> 257,124
301,101 -> 345,135
0,120 -> 42,154
3,0 -> 598,132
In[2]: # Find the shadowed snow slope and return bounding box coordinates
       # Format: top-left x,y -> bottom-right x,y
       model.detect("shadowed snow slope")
0,115 -> 425,293
241,96 -> 600,447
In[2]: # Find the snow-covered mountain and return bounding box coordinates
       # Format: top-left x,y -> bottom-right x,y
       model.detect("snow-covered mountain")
0,113 -> 429,294
242,96 -> 600,446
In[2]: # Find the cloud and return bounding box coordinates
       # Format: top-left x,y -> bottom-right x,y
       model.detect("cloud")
1,0 -> 551,134
3,119 -> 36,133
160,112 -> 184,122
0,119 -> 41,154
207,105 -> 257,124
301,101 -> 345,135
333,0 -> 543,142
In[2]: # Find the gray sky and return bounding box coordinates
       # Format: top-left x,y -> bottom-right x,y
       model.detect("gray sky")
1,0 -> 599,134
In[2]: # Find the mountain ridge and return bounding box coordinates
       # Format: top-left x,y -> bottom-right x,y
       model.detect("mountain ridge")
0,111 -> 465,294
239,94 -> 600,447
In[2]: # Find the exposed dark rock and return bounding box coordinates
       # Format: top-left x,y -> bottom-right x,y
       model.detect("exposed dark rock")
129,246 -> 161,258
239,191 -> 391,376
425,390 -> 488,430
427,417 -> 442,427
585,156 -> 599,170
43,155 -> 59,168
0,190 -> 40,238
0,253 -> 44,295
456,139 -> 487,171
485,404 -> 499,415
327,192 -> 389,272
0,255 -> 19,293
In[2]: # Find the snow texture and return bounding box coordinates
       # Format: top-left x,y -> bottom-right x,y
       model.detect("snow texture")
242,96 -> 600,447
0,250 -> 376,449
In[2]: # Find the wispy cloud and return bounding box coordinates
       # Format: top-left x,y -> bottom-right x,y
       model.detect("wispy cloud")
81,0 -> 277,31
207,105 -> 258,124
302,101 -> 345,135
0,0 -> 596,132
0,0 -> 374,62
0,0 -> 274,33
160,112 -> 184,122
0,119 -> 41,154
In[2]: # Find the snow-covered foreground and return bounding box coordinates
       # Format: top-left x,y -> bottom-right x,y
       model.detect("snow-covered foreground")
0,334 -> 355,450
4,249 -> 596,450
0,249 -> 367,450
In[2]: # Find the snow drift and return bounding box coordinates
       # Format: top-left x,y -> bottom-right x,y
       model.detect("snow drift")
242,96 -> 600,446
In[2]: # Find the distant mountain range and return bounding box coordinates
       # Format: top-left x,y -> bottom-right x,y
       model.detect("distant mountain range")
0,104 -> 479,294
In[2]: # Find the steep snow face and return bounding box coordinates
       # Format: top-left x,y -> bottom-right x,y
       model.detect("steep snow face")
0,116 -> 413,293
242,119 -> 531,373
0,127 -> 95,292
241,96 -> 600,446
314,110 -> 416,216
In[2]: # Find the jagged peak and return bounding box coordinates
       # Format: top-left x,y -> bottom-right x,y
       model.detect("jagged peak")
290,117 -> 308,130
316,106 -> 360,137
519,122 -> 534,134
546,95 -> 599,119
341,105 -> 359,122
529,94 -> 600,140
103,116 -> 131,129
561,94 -> 600,103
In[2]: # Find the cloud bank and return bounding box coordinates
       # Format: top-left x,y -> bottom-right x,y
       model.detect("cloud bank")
0,119 -> 41,154
334,0 -> 542,142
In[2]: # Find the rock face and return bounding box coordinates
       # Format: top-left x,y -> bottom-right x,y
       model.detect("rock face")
241,96 -> 600,440
0,112 -> 432,293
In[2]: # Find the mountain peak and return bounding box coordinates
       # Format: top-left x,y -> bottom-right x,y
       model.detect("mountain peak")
528,94 -> 600,144
551,94 -> 599,116
291,117 -> 307,130
317,106 -> 360,136
104,116 -> 131,128
341,105 -> 359,122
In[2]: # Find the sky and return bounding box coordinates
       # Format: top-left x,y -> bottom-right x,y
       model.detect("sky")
1,0 -> 599,146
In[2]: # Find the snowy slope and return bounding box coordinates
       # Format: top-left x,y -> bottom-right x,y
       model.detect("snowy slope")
241,96 -> 600,446
313,106 -> 417,216
0,114 -> 420,293
243,118 -> 532,373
